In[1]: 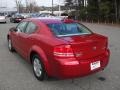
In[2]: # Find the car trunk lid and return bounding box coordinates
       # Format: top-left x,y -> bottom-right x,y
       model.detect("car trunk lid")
59,33 -> 107,60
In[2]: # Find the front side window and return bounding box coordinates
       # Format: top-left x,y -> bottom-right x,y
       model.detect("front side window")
47,23 -> 92,36
25,22 -> 37,34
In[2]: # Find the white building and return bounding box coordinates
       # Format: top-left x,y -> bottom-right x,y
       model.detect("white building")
0,7 -> 17,14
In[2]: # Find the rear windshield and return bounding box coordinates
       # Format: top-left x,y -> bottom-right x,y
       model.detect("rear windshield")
47,23 -> 92,36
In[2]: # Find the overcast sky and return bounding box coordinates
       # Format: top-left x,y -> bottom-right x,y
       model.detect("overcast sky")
0,0 -> 64,8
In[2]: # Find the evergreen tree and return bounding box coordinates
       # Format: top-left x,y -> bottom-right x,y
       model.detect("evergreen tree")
64,0 -> 120,23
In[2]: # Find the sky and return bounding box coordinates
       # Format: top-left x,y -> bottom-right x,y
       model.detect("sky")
0,0 -> 64,8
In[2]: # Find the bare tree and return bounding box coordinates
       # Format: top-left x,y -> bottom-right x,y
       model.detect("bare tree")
26,0 -> 39,13
15,0 -> 22,13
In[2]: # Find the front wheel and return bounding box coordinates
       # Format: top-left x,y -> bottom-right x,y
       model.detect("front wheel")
8,38 -> 14,52
32,54 -> 46,81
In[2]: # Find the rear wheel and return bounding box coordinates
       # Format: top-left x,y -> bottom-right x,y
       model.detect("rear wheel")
8,38 -> 14,52
32,54 -> 46,81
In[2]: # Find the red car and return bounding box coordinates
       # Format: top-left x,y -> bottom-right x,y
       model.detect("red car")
7,18 -> 110,81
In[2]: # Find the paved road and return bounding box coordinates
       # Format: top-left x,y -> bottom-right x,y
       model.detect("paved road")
0,22 -> 120,90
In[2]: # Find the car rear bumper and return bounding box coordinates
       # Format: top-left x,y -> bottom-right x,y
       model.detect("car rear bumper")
51,49 -> 110,79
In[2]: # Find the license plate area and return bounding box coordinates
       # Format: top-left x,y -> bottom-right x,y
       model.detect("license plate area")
90,61 -> 100,70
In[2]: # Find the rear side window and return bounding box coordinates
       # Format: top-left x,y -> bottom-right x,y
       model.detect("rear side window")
25,22 -> 37,34
47,23 -> 92,36
16,22 -> 28,32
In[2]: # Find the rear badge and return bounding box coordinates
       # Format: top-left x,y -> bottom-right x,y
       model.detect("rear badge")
76,53 -> 82,57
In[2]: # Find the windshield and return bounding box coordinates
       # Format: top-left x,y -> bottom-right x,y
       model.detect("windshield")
14,14 -> 23,18
47,23 -> 92,36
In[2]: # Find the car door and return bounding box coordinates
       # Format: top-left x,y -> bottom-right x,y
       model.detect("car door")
14,21 -> 28,56
18,22 -> 37,59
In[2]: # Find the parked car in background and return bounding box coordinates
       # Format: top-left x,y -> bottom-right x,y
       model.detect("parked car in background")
39,13 -> 56,17
21,13 -> 30,18
30,13 -> 40,18
0,13 -> 7,23
58,13 -> 68,19
6,14 -> 12,17
10,14 -> 24,23
7,17 -> 110,81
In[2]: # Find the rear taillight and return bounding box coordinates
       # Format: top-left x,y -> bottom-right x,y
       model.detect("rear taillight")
54,45 -> 75,58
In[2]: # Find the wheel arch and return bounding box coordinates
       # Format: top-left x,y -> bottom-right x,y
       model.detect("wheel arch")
29,45 -> 51,76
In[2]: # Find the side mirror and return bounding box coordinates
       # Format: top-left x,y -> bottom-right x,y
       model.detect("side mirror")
17,28 -> 21,33
9,27 -> 17,32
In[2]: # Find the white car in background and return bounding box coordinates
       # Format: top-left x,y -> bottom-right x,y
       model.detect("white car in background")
58,13 -> 68,19
0,14 -> 7,23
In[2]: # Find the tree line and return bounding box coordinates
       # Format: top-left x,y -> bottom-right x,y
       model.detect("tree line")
65,0 -> 120,23
15,0 -> 40,13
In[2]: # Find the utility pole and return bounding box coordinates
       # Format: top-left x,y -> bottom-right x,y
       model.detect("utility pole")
115,0 -> 118,23
75,0 -> 79,20
84,0 -> 88,7
58,0 -> 61,16
25,0 -> 28,13
52,0 -> 53,14
0,1 -> 1,8
118,1 -> 120,22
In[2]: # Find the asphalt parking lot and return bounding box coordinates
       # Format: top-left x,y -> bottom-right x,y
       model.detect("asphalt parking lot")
0,22 -> 120,90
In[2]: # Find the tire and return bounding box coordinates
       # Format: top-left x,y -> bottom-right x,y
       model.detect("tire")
32,54 -> 46,81
8,38 -> 14,52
